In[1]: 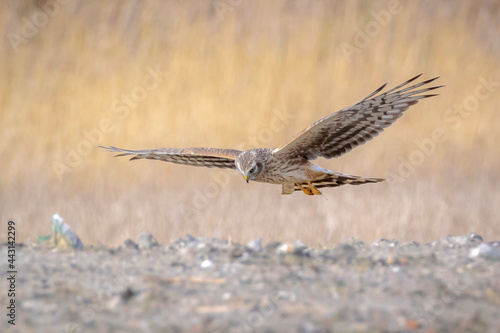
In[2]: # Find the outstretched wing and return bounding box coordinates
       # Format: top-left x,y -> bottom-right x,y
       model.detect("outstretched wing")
274,74 -> 443,160
100,146 -> 241,169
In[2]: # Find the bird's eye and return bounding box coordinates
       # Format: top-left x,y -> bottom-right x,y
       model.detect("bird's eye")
249,166 -> 257,174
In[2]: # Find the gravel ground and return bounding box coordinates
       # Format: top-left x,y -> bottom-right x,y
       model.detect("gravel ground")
2,233 -> 500,333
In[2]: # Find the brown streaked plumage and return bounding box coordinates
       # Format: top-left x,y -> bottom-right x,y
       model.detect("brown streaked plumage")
100,74 -> 443,195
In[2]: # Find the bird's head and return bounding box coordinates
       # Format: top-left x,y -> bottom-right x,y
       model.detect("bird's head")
235,149 -> 265,183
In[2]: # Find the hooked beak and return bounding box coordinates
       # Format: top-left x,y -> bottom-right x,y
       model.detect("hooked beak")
244,174 -> 249,183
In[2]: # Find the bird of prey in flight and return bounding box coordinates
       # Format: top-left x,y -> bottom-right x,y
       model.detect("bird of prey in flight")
101,74 -> 442,195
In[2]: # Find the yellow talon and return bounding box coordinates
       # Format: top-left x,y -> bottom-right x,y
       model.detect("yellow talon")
297,182 -> 322,195
298,183 -> 313,195
308,182 -> 322,195
297,183 -> 310,195
302,187 -> 314,195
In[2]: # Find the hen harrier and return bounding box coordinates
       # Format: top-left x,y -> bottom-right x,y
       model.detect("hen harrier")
101,74 -> 441,195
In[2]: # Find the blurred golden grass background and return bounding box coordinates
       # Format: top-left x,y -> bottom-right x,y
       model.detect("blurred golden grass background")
1,0 -> 499,246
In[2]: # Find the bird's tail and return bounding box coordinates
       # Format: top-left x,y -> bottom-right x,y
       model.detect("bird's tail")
293,172 -> 385,192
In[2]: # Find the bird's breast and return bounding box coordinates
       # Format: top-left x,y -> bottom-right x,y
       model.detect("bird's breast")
254,157 -> 315,184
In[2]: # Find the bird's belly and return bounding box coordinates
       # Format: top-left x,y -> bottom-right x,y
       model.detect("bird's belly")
256,163 -> 329,184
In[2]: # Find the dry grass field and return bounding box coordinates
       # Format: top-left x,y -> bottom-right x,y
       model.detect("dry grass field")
1,0 -> 499,247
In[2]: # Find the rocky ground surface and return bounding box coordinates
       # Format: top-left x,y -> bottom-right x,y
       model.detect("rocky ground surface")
2,233 -> 500,333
